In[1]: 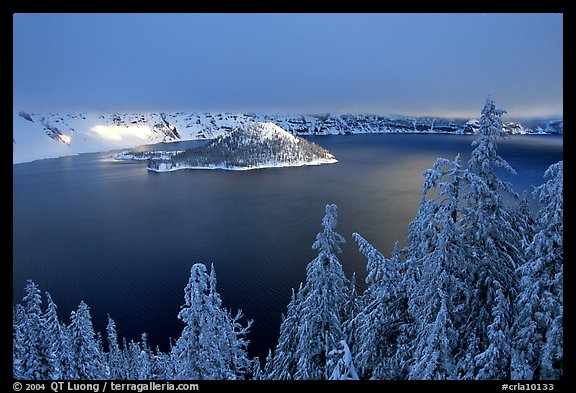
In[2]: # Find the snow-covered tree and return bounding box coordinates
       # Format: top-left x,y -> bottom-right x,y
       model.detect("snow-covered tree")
106,316 -> 126,379
121,334 -> 164,380
457,97 -> 525,378
474,281 -> 511,379
207,266 -> 253,379
262,349 -> 274,379
41,293 -> 73,379
150,346 -> 172,380
67,301 -> 107,379
17,280 -> 50,379
250,358 -> 263,380
171,263 -> 253,380
95,332 -> 109,377
461,97 -> 526,277
393,98 -> 532,380
344,272 -> 359,324
13,284 -> 75,380
401,156 -> 467,379
163,338 -> 178,380
347,234 -> 405,379
171,264 -> 212,379
265,286 -> 302,379
267,204 -> 351,380
13,304 -> 27,379
514,192 -> 538,252
328,340 -> 359,380
124,333 -> 153,379
123,339 -> 142,379
406,215 -> 462,380
512,161 -> 563,380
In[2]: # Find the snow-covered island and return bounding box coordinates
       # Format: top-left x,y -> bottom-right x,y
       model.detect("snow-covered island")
146,122 -> 338,172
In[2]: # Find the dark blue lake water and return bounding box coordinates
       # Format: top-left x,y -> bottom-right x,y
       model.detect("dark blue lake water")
12,133 -> 563,361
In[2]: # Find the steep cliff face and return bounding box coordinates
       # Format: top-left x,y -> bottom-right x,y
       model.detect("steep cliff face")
13,110 -> 560,164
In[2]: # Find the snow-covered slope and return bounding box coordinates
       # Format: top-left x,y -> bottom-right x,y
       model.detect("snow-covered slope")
13,111 -> 181,164
251,121 -> 301,143
13,110 -> 561,164
146,122 -> 337,172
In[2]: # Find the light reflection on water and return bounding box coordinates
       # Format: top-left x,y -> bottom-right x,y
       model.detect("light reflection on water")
12,133 -> 562,361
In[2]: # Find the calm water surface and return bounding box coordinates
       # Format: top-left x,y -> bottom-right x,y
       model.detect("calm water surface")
12,134 -> 563,360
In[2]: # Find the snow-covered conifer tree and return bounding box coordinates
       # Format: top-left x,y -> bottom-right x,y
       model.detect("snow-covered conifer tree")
121,333 -> 155,380
402,156 -> 466,379
268,204 -> 351,380
348,234 -> 404,379
172,264 -> 211,379
67,301 -> 107,379
250,358 -> 263,380
41,293 -> 73,379
474,281 -> 511,379
265,286 -> 302,379
13,304 -> 27,379
124,340 -> 142,380
151,346 -> 172,380
18,280 -> 50,379
512,161 -> 563,379
137,333 -> 153,379
328,340 -> 359,380
164,338 -> 177,380
106,316 -> 126,379
262,349 -> 273,378
95,332 -> 109,377
457,97 -> 525,378
172,263 -> 252,380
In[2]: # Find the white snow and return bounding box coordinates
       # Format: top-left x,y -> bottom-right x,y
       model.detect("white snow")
13,110 -> 548,164
253,122 -> 300,144
147,157 -> 338,173
12,111 -> 174,164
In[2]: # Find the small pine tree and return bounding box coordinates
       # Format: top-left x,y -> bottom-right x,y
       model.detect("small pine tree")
137,333 -> 153,379
262,349 -> 274,379
124,340 -> 142,380
106,316 -> 125,379
251,358 -> 263,380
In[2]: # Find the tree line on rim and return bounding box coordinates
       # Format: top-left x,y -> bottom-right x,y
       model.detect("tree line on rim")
13,98 -> 563,380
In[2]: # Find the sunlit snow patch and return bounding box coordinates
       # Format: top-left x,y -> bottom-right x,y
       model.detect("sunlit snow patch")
91,125 -> 152,141
58,133 -> 71,144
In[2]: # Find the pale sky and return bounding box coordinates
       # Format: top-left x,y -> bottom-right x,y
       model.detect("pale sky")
13,13 -> 563,118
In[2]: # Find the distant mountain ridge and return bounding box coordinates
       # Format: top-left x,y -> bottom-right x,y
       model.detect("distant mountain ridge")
13,110 -> 562,164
